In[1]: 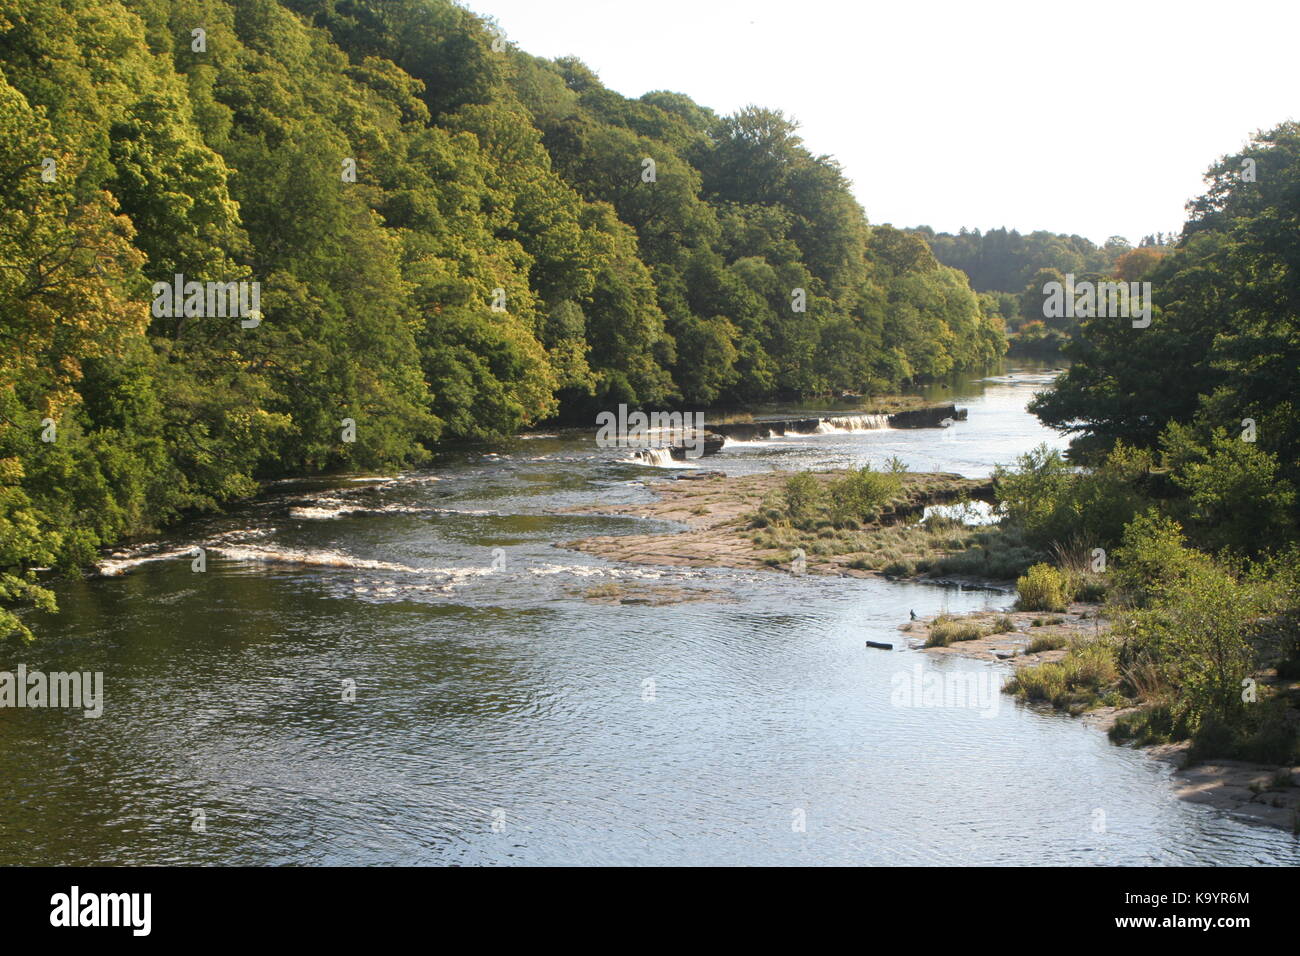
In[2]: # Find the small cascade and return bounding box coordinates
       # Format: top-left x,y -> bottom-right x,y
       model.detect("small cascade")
635,447 -> 677,467
816,413 -> 891,433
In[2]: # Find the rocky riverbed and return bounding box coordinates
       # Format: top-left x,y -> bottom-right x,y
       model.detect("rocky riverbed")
557,469 -> 991,576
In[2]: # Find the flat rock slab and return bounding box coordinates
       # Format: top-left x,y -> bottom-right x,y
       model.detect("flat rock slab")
557,469 -> 992,578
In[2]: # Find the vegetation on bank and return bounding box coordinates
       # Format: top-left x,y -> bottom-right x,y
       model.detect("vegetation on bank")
745,463 -> 1004,575
992,121 -> 1300,768
0,0 -> 1015,639
924,613 -> 1016,648
945,438 -> 1300,766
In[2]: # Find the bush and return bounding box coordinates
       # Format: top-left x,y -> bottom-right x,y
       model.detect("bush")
994,443 -> 1152,553
929,524 -> 1041,580
1186,704 -> 1297,766
881,559 -> 914,577
1110,511 -> 1214,607
827,465 -> 903,526
781,471 -> 824,527
1016,563 -> 1069,612
1161,423 -> 1298,557
1109,702 -> 1188,746
1113,548 -> 1265,734
1071,573 -> 1108,602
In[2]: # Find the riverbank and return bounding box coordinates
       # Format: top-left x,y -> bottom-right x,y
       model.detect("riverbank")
559,469 -> 995,580
905,606 -> 1300,832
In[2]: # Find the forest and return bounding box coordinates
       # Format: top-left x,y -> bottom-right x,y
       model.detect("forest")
0,0 -> 1007,639
913,225 -> 1179,353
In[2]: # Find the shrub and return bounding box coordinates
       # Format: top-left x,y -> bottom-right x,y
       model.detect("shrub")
1071,573 -> 1108,602
929,524 -> 1041,580
994,443 -> 1152,553
1015,563 -> 1069,612
1161,423 -> 1298,557
781,471 -> 824,527
1113,554 -> 1265,734
1109,702 -> 1187,746
1110,511 -> 1212,607
1063,640 -> 1119,689
991,614 -> 1017,633
827,465 -> 902,526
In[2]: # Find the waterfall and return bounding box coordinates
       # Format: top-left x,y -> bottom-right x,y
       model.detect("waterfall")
635,447 -> 678,467
816,414 -> 891,433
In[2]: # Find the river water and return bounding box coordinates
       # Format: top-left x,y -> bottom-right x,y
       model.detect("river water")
3,366 -> 1297,865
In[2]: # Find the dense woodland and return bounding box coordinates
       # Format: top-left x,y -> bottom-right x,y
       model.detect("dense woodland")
914,226 -> 1179,352
916,226 -> 1178,296
0,0 -> 1014,637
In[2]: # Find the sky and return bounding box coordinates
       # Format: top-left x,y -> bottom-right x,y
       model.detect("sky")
461,0 -> 1300,245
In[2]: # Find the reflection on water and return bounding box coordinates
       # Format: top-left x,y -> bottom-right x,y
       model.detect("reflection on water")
2,364 -> 1297,865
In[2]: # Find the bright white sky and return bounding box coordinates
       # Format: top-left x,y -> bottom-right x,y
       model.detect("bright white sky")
462,0 -> 1299,245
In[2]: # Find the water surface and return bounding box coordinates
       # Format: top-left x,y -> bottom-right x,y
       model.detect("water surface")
3,365 -> 1296,865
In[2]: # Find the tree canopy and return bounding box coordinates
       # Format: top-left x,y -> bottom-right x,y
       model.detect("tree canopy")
0,0 -> 1006,637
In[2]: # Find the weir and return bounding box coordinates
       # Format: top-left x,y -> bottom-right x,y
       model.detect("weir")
631,404 -> 965,462
633,434 -> 726,464
710,403 -> 966,441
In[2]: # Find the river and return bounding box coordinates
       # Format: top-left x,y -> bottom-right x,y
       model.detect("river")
3,364 -> 1297,865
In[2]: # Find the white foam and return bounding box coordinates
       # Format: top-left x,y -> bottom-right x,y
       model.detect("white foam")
632,448 -> 697,469
815,414 -> 891,433
208,545 -> 423,574
288,499 -> 433,520
95,547 -> 198,576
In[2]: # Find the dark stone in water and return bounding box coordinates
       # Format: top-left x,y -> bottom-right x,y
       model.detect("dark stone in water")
669,434 -> 725,459
886,404 -> 967,429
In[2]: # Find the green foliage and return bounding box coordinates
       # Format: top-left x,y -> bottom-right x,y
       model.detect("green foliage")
0,0 -> 1009,637
1026,632 -> 1069,654
826,465 -> 903,526
917,226 -> 1127,295
1160,423 -> 1297,556
929,523 -> 1040,580
994,443 -> 1152,553
780,472 -> 824,528
1015,563 -> 1070,612
1030,121 -> 1300,511
1110,513 -> 1271,734
1109,511 -> 1211,607
1003,640 -> 1118,709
